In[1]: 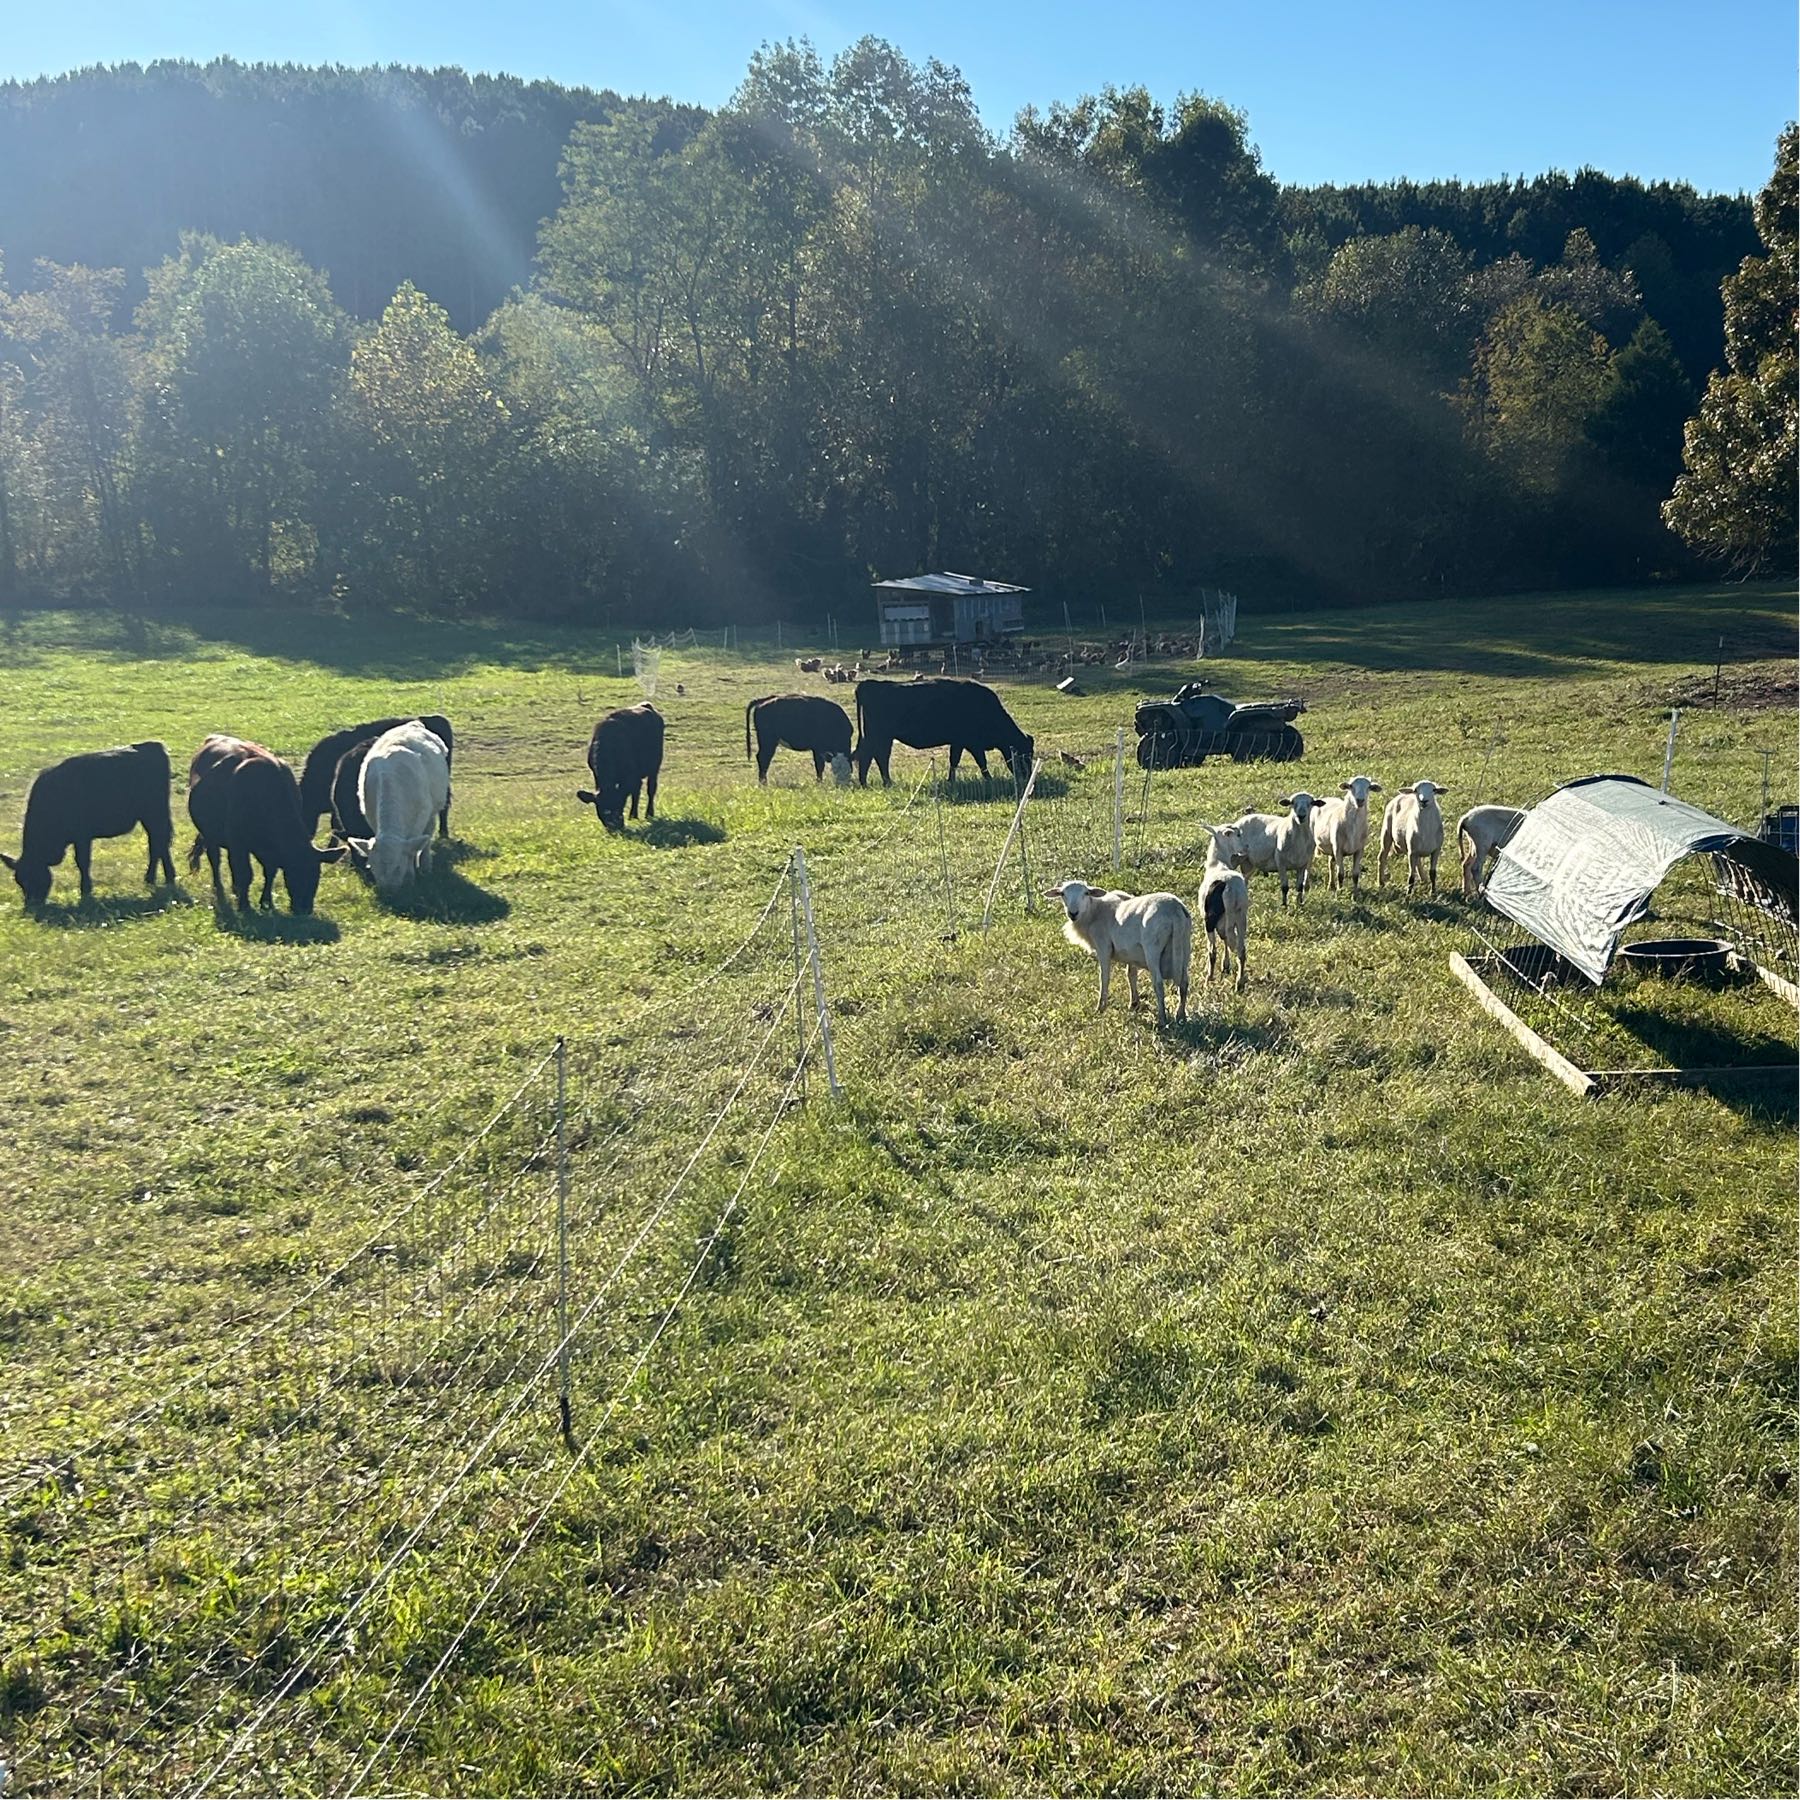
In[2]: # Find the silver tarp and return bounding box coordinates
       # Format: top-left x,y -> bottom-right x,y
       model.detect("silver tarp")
1484,774 -> 1748,984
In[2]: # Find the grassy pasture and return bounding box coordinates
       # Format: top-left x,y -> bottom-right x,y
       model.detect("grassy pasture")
0,580 -> 1794,1796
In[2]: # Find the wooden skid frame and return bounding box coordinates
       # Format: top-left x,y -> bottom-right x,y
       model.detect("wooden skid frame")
1449,951 -> 1799,1101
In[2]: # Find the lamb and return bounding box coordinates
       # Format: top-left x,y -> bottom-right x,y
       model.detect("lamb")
1456,804 -> 1526,899
1311,774 -> 1384,892
1198,822 -> 1250,992
1224,790 -> 1321,907
1046,879 -> 1192,1026
348,721 -> 452,892
1378,779 -> 1451,892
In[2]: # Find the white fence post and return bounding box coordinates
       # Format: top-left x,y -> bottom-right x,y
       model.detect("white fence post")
791,846 -> 841,1098
982,757 -> 1041,929
1112,728 -> 1126,872
554,1036 -> 572,1444
1661,709 -> 1680,792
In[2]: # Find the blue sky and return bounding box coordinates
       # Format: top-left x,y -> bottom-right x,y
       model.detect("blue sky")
4,1 -> 1793,193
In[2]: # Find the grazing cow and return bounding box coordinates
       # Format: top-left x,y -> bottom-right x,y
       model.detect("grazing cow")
347,722 -> 452,892
3,741 -> 176,907
852,678 -> 1034,787
299,714 -> 454,841
745,693 -> 854,783
187,735 -> 340,915
575,703 -> 665,831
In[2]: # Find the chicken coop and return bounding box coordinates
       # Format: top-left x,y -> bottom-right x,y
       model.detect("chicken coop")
1451,774 -> 1799,1099
872,572 -> 1029,650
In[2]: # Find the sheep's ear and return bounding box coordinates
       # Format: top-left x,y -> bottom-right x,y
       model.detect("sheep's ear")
1433,782 -> 1448,795
1275,794 -> 1291,807
1368,781 -> 1384,792
1339,780 -> 1352,791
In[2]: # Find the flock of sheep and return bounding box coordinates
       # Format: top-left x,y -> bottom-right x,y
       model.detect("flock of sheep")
1049,779 -> 1525,1027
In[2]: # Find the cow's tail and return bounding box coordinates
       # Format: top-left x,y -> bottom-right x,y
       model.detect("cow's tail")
854,684 -> 864,744
745,698 -> 755,762
187,833 -> 205,873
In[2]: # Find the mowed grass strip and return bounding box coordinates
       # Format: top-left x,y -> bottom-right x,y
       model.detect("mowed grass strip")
0,581 -> 1793,1795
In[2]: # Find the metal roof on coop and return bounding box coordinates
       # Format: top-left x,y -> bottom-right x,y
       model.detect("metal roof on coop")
872,571 -> 1030,648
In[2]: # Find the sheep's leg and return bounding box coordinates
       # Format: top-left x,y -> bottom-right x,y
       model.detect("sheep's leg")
1126,964 -> 1142,1010
1147,963 -> 1166,1026
1295,867 -> 1306,906
1428,851 -> 1439,894
1207,933 -> 1219,982
1175,965 -> 1188,1022
1235,929 -> 1248,992
1096,951 -> 1112,1014
1279,873 -> 1290,908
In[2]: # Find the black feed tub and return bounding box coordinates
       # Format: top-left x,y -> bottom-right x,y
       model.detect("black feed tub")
1617,937 -> 1734,983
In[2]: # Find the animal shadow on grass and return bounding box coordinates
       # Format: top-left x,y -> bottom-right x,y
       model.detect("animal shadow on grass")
28,887 -> 190,930
373,861 -> 511,925
637,816 -> 726,849
211,898 -> 341,945
1610,1001 -> 1799,1122
1165,1010 -> 1290,1056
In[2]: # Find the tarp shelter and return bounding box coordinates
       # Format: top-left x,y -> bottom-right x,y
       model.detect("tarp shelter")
873,572 -> 1029,648
1484,774 -> 1799,985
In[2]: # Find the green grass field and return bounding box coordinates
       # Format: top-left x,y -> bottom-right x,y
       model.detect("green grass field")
0,580 -> 1794,1796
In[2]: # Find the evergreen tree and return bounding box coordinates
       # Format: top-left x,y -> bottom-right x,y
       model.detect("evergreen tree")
1663,125 -> 1797,572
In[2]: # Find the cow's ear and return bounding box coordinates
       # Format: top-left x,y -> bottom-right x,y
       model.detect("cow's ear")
316,844 -> 349,865
0,852 -> 14,871
575,789 -> 597,804
347,837 -> 374,860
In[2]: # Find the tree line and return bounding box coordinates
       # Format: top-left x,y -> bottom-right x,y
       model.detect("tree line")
0,47 -> 1790,622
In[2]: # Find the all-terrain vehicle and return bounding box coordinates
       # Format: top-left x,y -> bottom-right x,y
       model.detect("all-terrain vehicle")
1133,685 -> 1306,768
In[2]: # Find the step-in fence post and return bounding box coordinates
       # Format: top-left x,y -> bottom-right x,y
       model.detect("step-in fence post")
982,756 -> 1041,929
788,853 -> 809,1100
1661,709 -> 1680,793
555,1036 -> 572,1446
933,756 -> 955,941
1112,728 -> 1126,872
791,847 -> 841,1098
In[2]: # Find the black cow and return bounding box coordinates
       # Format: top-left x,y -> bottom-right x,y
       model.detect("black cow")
188,735 -> 341,915
300,714 -> 454,841
2,741 -> 176,907
330,737 -> 377,855
852,678 -> 1034,787
745,693 -> 853,783
575,704 -> 664,831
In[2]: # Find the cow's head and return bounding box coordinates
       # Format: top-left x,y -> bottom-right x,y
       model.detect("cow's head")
345,834 -> 419,894
285,843 -> 348,915
1005,733 -> 1036,776
575,786 -> 629,832
1,852 -> 52,908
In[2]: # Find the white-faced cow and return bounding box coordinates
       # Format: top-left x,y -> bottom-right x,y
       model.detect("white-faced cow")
3,741 -> 176,907
852,678 -> 1034,787
745,693 -> 854,784
187,735 -> 341,915
576,704 -> 665,831
347,722 -> 452,893
300,714 -> 453,842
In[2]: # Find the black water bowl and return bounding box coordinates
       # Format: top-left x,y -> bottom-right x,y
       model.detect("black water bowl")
1617,937 -> 1734,983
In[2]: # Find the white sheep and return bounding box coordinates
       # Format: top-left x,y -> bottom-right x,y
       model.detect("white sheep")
1199,822 -> 1250,992
1224,791 -> 1321,907
1311,775 -> 1384,892
350,722 -> 451,893
1046,879 -> 1192,1027
1378,779 -> 1451,892
1456,804 -> 1525,898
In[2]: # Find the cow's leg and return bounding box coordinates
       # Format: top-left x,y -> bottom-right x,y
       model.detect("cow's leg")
972,748 -> 991,779
757,743 -> 775,784
644,769 -> 658,820
74,839 -> 94,899
227,847 -> 254,911
812,749 -> 826,780
876,743 -> 892,787
258,856 -> 277,909
202,842 -> 224,896
947,744 -> 964,779
627,780 -> 641,821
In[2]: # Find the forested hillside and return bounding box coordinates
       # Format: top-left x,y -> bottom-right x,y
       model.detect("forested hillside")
0,48 -> 1790,621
